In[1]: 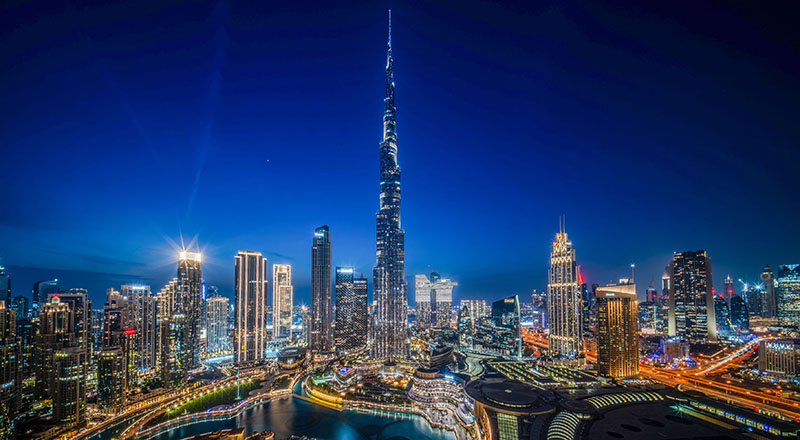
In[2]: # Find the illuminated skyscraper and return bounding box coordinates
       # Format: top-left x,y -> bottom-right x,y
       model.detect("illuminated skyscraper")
668,250 -> 716,342
311,225 -> 333,351
460,299 -> 489,320
723,275 -> 735,302
0,300 -> 19,437
334,268 -> 368,354
36,297 -> 74,400
491,296 -> 521,358
206,295 -> 229,353
415,272 -> 457,329
121,285 -> 156,374
729,294 -> 749,332
547,222 -> 582,358
373,11 -> 408,361
761,265 -> 777,318
272,264 -> 293,340
53,346 -> 86,428
177,251 -> 202,369
234,251 -> 268,363
596,284 -> 639,378
32,279 -> 58,314
777,264 -> 800,324
97,347 -> 126,410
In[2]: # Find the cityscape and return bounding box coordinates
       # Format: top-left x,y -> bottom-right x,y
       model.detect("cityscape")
1,3 -> 799,440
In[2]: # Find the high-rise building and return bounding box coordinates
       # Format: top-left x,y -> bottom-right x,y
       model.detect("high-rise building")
723,275 -> 735,302
714,295 -> 731,337
668,250 -> 716,342
36,297 -> 74,400
415,272 -> 457,329
0,301 -> 20,438
777,264 -> 800,324
547,223 -> 582,358
52,346 -> 86,428
761,265 -> 777,318
103,288 -> 128,348
301,306 -> 311,347
121,285 -> 157,374
51,290 -> 92,355
744,283 -> 763,317
9,296 -> 27,321
373,13 -> 408,361
177,251 -> 203,369
206,295 -> 229,353
457,305 -> 474,348
0,267 -> 9,304
32,279 -> 58,314
272,264 -> 293,340
729,294 -> 749,332
334,268 -> 368,354
97,347 -> 126,410
234,251 -> 268,363
596,284 -> 639,378
491,296 -> 521,358
311,225 -> 333,352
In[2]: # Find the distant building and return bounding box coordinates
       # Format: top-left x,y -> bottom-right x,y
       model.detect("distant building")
234,251 -> 268,363
758,339 -> 799,377
0,301 -> 20,438
723,275 -> 735,302
547,223 -> 582,358
206,295 -> 229,353
311,226 -> 333,352
32,279 -> 58,314
121,285 -> 157,377
596,284 -> 639,378
334,268 -> 368,354
777,264 -> 800,324
415,272 -> 457,329
9,296 -> 27,321
714,295 -> 730,337
744,284 -> 763,317
0,267 -> 9,304
668,250 -> 716,342
272,264 -> 293,340
460,299 -> 488,320
761,265 -> 776,318
729,295 -> 749,332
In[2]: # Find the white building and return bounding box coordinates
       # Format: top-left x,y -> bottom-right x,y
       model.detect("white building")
415,272 -> 457,329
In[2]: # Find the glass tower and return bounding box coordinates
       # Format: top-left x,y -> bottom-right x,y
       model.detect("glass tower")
334,268 -> 368,354
177,251 -> 202,369
272,264 -> 293,340
667,250 -> 716,342
234,251 -> 268,363
777,264 -> 800,324
373,10 -> 408,361
596,284 -> 639,378
311,225 -> 333,351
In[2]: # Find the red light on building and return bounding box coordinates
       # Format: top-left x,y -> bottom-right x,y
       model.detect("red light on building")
124,328 -> 136,335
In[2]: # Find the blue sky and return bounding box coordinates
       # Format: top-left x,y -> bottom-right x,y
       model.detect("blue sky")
1,1 -> 798,306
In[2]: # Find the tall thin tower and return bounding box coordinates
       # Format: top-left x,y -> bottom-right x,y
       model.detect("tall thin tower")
311,226 -> 333,351
547,218 -> 583,358
373,10 -> 407,360
234,251 -> 268,363
272,264 -> 293,339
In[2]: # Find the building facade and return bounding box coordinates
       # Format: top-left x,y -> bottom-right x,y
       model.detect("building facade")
415,272 -> 457,329
668,250 -> 716,342
761,265 -> 776,318
311,225 -> 333,352
235,251 -> 268,363
758,339 -> 799,377
547,225 -> 582,358
206,295 -> 230,353
272,264 -> 293,340
372,14 -> 408,361
777,264 -> 800,324
596,284 -> 639,378
334,268 -> 369,354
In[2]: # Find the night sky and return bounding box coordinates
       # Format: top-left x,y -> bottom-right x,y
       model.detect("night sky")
2,1 -> 798,307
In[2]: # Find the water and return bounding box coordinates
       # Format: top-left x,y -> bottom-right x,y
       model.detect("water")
89,396 -> 456,440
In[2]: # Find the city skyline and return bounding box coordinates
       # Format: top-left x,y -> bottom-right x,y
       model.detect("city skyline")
2,2 -> 799,306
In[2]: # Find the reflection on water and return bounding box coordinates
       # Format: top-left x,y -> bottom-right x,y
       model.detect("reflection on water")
140,396 -> 455,440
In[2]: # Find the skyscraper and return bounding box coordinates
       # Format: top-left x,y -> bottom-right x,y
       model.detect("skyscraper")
668,250 -> 716,342
596,284 -> 639,378
234,251 -> 268,363
547,222 -> 582,358
0,266 -> 9,304
272,264 -> 293,340
0,300 -> 19,438
311,225 -> 333,352
729,294 -> 749,332
714,295 -> 731,336
32,279 -> 58,314
776,264 -> 800,324
761,265 -> 777,318
36,297 -> 74,400
177,251 -> 203,369
97,346 -> 126,410
415,272 -> 457,329
723,275 -> 735,302
206,295 -> 229,353
373,11 -> 408,361
491,296 -> 522,358
52,346 -> 86,428
121,285 -> 157,374
334,268 -> 369,354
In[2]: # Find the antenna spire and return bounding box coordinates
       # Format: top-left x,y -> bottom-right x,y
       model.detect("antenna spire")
388,9 -> 392,47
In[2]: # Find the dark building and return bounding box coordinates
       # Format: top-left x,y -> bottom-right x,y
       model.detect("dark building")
334,268 -> 368,354
311,225 -> 333,352
668,250 -> 716,342
491,295 -> 521,358
729,294 -> 749,332
0,266 -> 9,304
0,300 -> 20,439
760,265 -> 777,318
372,13 -> 408,361
9,296 -> 27,321
714,295 -> 730,336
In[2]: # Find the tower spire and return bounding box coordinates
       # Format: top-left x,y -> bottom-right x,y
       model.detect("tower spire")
388,9 -> 392,47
